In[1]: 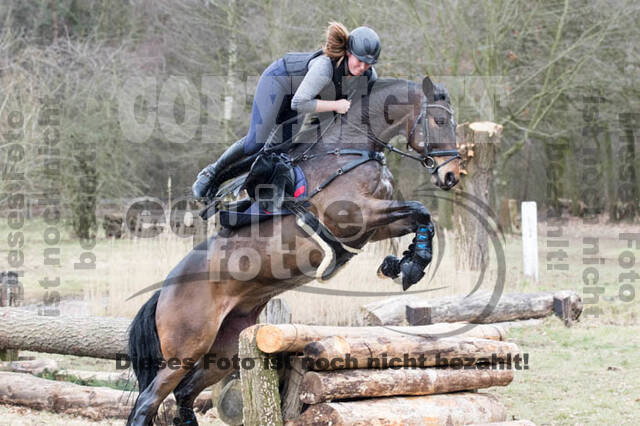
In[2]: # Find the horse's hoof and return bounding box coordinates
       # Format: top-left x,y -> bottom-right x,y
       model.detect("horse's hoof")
400,259 -> 427,291
378,255 -> 401,279
173,407 -> 198,425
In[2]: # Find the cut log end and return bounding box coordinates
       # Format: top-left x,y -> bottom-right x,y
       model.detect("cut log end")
469,121 -> 503,137
255,324 -> 285,353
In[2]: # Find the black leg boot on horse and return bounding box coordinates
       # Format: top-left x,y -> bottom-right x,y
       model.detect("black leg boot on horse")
378,222 -> 434,290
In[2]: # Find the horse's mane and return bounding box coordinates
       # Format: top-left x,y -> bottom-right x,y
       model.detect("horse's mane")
367,78 -> 450,102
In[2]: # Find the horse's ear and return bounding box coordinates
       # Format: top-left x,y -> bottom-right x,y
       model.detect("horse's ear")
422,76 -> 435,102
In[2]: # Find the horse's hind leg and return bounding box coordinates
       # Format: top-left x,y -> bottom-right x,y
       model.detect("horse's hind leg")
172,306 -> 265,425
128,294 -> 228,425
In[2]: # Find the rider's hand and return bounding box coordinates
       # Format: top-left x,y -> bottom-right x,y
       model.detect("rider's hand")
334,99 -> 351,114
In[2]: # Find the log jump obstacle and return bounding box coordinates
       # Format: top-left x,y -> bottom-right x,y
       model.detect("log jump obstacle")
0,296 -> 547,424
238,322 -> 533,426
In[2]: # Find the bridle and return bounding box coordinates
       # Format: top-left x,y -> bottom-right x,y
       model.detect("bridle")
407,97 -> 461,175
332,93 -> 460,177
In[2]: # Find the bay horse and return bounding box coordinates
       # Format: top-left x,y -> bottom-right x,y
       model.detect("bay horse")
127,76 -> 460,425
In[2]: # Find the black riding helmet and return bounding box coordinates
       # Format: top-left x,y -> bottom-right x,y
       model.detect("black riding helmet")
347,26 -> 381,65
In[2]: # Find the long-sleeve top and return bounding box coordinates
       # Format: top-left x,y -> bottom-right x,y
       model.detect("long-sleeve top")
290,55 -> 377,113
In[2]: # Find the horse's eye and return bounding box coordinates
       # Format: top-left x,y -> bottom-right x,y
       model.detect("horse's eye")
435,117 -> 446,126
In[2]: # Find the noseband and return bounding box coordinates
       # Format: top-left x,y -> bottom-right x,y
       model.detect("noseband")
408,98 -> 461,175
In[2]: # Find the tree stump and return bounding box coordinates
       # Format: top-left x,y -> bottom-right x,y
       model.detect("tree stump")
454,122 -> 502,270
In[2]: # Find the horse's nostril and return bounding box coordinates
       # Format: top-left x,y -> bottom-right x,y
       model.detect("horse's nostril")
445,172 -> 457,187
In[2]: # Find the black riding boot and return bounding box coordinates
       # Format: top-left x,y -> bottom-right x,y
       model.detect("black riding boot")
192,138 -> 247,199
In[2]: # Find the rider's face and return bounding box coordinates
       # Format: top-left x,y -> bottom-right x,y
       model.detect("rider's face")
346,52 -> 371,76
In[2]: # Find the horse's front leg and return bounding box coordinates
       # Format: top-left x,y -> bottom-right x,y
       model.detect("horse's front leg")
362,200 -> 434,290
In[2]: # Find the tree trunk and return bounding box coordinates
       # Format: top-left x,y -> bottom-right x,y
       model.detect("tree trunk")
0,372 -> 211,420
300,368 -> 513,404
0,308 -> 129,359
258,298 -> 292,324
520,138 -> 532,203
286,392 -> 506,425
223,0 -> 237,143
302,335 -> 519,371
239,325 -> 283,426
256,323 -> 506,354
508,199 -> 520,233
616,113 -> 638,221
454,122 -> 502,270
603,123 -> 617,220
405,290 -> 582,325
498,198 -> 512,234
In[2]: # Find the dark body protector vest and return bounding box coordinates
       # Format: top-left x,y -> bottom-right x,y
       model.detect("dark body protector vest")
281,49 -> 377,116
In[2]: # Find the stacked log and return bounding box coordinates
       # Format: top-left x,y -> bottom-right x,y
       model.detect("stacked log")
291,393 -> 507,425
240,323 -> 532,426
255,322 -> 506,354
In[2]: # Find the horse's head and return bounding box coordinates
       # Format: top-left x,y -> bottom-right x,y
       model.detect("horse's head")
406,77 -> 461,190
347,77 -> 460,190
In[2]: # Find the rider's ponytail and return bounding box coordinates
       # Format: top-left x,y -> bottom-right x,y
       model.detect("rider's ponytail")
323,21 -> 349,64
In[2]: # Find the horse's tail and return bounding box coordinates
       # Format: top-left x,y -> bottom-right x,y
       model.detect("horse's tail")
128,290 -> 162,393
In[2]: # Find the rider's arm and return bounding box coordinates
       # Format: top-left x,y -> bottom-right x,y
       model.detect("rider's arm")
291,56 -> 347,114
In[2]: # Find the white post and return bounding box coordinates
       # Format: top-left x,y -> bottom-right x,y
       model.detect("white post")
521,201 -> 539,282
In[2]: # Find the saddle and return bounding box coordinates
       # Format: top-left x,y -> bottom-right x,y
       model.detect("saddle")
200,114 -> 321,222
217,152 -> 308,229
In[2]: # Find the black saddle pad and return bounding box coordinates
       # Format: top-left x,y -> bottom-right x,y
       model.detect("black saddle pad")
218,165 -> 308,229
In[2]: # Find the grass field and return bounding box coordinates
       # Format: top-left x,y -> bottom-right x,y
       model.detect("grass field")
0,215 -> 639,424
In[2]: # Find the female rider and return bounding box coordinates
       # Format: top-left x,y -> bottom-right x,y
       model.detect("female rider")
192,22 -> 381,199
